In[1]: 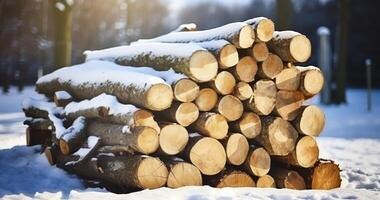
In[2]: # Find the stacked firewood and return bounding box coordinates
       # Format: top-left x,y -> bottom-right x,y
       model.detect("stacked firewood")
23,17 -> 341,193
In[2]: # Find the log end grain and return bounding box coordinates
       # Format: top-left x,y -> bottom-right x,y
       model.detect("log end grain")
175,102 -> 199,127
196,113 -> 228,139
136,126 -> 160,154
225,133 -> 249,165
296,136 -> 319,168
167,162 -> 203,188
290,35 -> 311,63
284,170 -> 306,190
275,90 -> 304,121
195,88 -> 218,112
189,137 -> 226,175
189,51 -> 218,82
219,44 -> 239,68
249,79 -> 277,115
311,161 -> 341,189
133,109 -> 161,134
256,174 -> 276,188
237,112 -> 261,139
259,53 -> 283,79
252,42 -> 269,62
213,71 -> 236,95
235,56 -> 258,82
256,18 -> 275,42
217,95 -> 244,122
137,157 -> 169,189
298,105 -> 325,137
159,124 -> 189,155
145,83 -> 174,111
234,82 -> 253,101
173,79 -> 200,103
246,147 -> 271,176
301,68 -> 324,97
216,171 -> 256,188
237,25 -> 255,49
275,67 -> 301,91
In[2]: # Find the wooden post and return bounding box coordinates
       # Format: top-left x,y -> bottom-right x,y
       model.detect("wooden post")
317,26 -> 332,104
366,58 -> 372,112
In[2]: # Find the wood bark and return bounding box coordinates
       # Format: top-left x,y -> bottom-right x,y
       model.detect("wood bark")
245,80 -> 277,115
293,105 -> 325,137
195,88 -> 218,112
274,90 -> 304,121
270,167 -> 306,190
268,31 -> 311,63
192,112 -> 228,139
26,127 -> 52,146
156,102 -> 199,127
254,116 -> 298,156
229,56 -> 258,82
273,136 -> 319,168
244,145 -> 271,176
215,95 -> 244,122
231,112 -> 261,139
182,134 -> 226,175
87,121 -> 159,154
297,66 -> 324,98
275,67 -> 301,91
257,53 -> 283,79
221,133 -> 249,165
209,71 -> 236,95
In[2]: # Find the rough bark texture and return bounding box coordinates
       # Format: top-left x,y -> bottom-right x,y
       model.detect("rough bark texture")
54,91 -> 73,107
59,117 -> 87,155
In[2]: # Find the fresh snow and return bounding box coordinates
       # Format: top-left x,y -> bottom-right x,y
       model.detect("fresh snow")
37,60 -> 169,91
171,23 -> 197,32
0,87 -> 379,199
54,91 -> 72,100
61,116 -> 86,141
191,40 -> 230,52
273,30 -> 302,40
244,17 -> 267,26
84,42 -> 206,62
134,22 -> 248,44
67,136 -> 100,165
119,67 -> 186,85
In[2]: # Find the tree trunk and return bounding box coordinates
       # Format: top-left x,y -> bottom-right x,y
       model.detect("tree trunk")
275,67 -> 301,91
195,88 -> 218,112
191,112 -> 228,139
231,112 -> 261,139
221,133 -> 249,165
254,116 -> 298,156
157,123 -> 188,156
228,56 -> 257,82
257,53 -> 283,79
297,66 -> 324,98
156,102 -> 199,127
233,82 -> 253,101
59,116 -> 87,155
87,121 -> 159,154
206,169 -> 255,188
273,136 -> 319,168
245,80 -> 277,115
135,22 -> 255,49
293,105 -> 325,137
270,167 -> 306,190
274,90 -> 304,121
209,71 -> 236,95
245,17 -> 275,42
256,174 -> 276,188
268,31 -> 311,63
244,146 -> 271,176
97,155 -> 168,190
162,157 -> 203,188
182,133 -> 226,175
214,95 -> 244,122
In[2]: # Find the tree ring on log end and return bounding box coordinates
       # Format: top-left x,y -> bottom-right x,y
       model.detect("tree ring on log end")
257,18 -> 275,42
220,44 -> 239,68
159,124 -> 189,155
290,35 -> 311,62
145,83 -> 173,111
136,127 -> 159,154
137,157 -> 168,189
189,51 -> 218,82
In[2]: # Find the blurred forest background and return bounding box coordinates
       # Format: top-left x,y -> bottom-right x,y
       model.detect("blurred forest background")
0,0 -> 379,104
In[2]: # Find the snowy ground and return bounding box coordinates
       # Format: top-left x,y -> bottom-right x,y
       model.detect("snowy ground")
0,87 -> 379,199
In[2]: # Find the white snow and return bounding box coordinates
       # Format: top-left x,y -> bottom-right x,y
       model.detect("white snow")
0,87 -> 380,199
171,23 -> 197,32
317,26 -> 330,35
273,31 -> 302,40
55,2 -> 65,11
117,67 -> 186,85
244,17 -> 267,26
67,136 -> 100,165
85,43 -> 206,62
191,40 -> 230,52
37,60 -> 169,91
61,116 -> 86,141
54,91 -> 72,100
134,22 -> 249,44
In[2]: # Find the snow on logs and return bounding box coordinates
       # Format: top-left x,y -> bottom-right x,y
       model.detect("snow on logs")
24,16 -> 341,192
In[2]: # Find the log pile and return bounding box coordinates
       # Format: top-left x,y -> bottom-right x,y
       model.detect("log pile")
23,17 -> 341,192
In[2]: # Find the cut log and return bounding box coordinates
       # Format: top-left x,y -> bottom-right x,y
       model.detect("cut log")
24,118 -> 54,131
273,136 -> 319,168
26,127 -> 52,146
245,17 -> 275,42
85,44 -> 218,83
229,56 -> 258,82
36,61 -> 174,111
255,116 -> 298,156
297,66 -> 324,98
158,123 -> 189,155
97,155 -> 168,190
294,159 -> 341,189
245,80 -> 277,115
274,90 -> 304,121
163,158 -> 203,188
192,112 -> 228,139
268,31 -> 311,63
231,112 -> 261,139
172,23 -> 197,32
221,133 -> 249,165
257,53 -> 283,79
196,40 -> 239,69
173,78 -> 200,102
22,99 -> 61,119
252,42 -> 269,62
256,174 -> 276,188
244,146 -> 271,176
275,67 -> 301,91
209,71 -> 236,95
293,105 -> 325,137
44,145 -> 60,165
206,169 -> 255,188
157,102 -> 199,127
270,167 -> 306,190
215,95 -> 244,122
195,88 -> 218,112
59,116 -> 87,155
64,94 -> 160,133
54,91 -> 73,107
182,133 -> 226,175
233,82 -> 253,101
135,22 -> 255,49
87,121 -> 159,154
